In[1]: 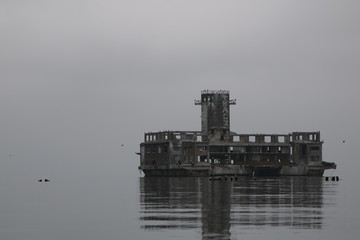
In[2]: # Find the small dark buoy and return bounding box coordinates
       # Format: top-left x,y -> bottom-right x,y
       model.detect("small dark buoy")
38,179 -> 42,182
44,179 -> 50,182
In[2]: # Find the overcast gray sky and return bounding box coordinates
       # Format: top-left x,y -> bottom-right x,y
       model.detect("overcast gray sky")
1,0 -> 359,180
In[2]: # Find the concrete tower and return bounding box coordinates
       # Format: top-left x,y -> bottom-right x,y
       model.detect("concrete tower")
195,90 -> 236,142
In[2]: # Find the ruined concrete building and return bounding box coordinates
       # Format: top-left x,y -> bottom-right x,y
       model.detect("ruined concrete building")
138,90 -> 336,176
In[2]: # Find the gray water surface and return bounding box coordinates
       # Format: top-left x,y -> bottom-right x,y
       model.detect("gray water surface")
1,175 -> 356,240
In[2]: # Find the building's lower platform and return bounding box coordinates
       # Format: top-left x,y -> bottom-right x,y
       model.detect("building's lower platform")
140,162 -> 336,177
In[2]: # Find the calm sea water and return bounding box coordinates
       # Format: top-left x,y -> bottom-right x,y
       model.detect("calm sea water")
1,174 -> 358,240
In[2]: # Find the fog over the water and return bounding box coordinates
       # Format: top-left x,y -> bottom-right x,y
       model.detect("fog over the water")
1,0 -> 359,182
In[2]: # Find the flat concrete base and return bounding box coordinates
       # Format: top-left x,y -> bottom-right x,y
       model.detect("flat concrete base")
142,164 -> 328,177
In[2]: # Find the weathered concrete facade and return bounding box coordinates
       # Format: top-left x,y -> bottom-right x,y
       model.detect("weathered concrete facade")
138,90 -> 336,176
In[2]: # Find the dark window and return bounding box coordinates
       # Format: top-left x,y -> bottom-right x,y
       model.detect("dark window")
311,156 -> 320,162
301,144 -> 307,156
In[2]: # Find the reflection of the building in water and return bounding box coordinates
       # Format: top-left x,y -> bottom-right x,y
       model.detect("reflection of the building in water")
201,179 -> 231,239
139,177 -> 202,230
139,177 -> 327,238
230,177 -> 324,230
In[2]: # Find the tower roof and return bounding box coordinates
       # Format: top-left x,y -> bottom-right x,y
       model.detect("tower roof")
201,90 -> 229,95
